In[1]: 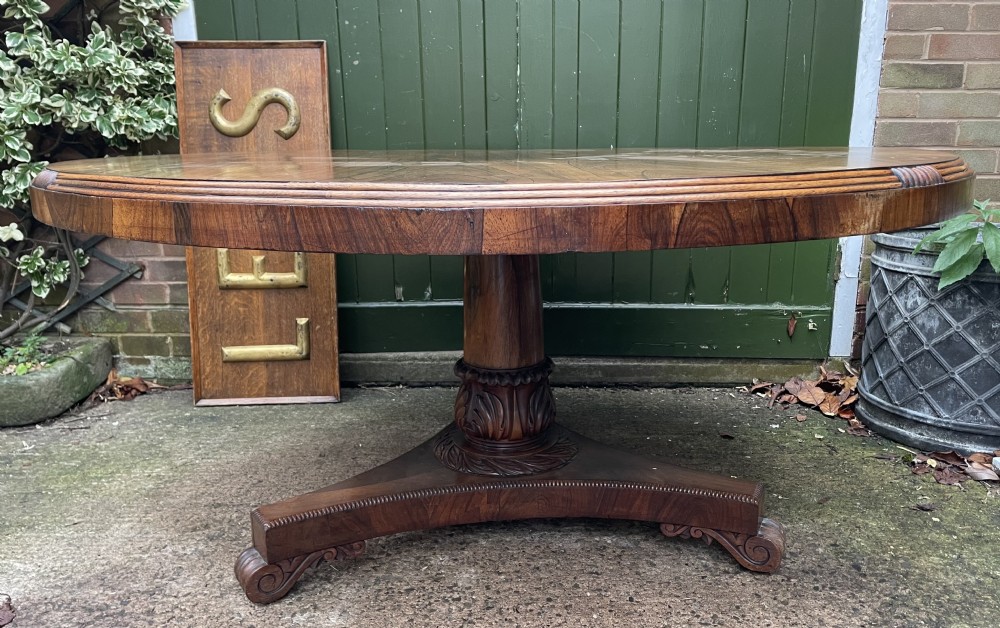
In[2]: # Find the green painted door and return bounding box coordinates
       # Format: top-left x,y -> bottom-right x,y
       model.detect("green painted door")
196,0 -> 863,358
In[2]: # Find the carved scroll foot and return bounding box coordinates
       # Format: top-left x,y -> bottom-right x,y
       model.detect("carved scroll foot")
235,541 -> 365,603
660,518 -> 785,573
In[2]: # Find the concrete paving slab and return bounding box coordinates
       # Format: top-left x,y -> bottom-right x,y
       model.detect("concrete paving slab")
1,386 -> 997,627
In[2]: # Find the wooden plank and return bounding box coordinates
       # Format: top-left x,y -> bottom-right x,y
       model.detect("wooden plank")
552,0 -> 580,148
379,0 -> 425,149
193,0 -> 236,39
337,0 -> 388,149
617,0 -> 662,149
335,253 -> 359,303
232,0 -> 259,39
256,1 -> 299,39
739,0 -> 789,147
429,256 -> 464,300
518,0 -> 554,149
727,243 -> 771,303
651,249 -> 691,304
354,254 -> 397,302
175,41 -> 339,404
577,0 -> 620,148
459,0 -> 488,149
483,0 -> 518,149
791,239 -> 836,305
339,302 -> 833,358
805,0 -> 862,145
657,0 -> 703,148
765,242 -> 796,303
297,0 -> 348,148
544,305 -> 833,358
698,0 -> 747,147
613,252 -> 652,303
779,0 -> 816,146
420,0 -> 464,149
393,255 -> 432,303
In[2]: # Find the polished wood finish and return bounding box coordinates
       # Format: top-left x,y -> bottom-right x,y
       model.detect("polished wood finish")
174,41 -> 339,405
31,149 -> 974,255
29,147 -> 975,603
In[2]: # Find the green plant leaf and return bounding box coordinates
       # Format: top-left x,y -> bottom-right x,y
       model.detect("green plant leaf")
938,243 -> 985,289
932,228 -> 979,273
914,212 -> 977,252
983,221 -> 1000,274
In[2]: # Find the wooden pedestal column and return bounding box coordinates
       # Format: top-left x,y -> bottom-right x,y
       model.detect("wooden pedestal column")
234,255 -> 785,604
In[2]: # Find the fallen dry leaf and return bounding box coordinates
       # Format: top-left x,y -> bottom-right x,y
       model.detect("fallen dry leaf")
719,432 -> 735,440
795,414 -> 807,422
966,462 -> 1000,482
787,314 -> 797,338
910,503 -> 937,512
933,465 -> 966,486
929,451 -> 966,467
967,452 -> 994,466
88,369 -> 167,403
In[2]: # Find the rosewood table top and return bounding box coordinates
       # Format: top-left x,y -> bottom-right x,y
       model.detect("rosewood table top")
30,147 -> 975,604
32,147 -> 973,255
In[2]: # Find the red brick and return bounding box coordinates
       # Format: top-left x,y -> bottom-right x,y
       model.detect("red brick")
168,283 -> 189,306
882,62 -> 964,88
970,4 -> 1000,31
71,308 -> 150,334
97,238 -> 163,259
929,34 -> 1000,59
160,243 -> 188,257
953,149 -> 999,174
917,91 -> 1000,117
888,3 -> 969,32
107,281 -> 171,305
874,120 -> 957,146
965,62 -> 1000,88
956,120 -> 1000,146
142,259 -> 188,281
878,92 -> 919,118
883,34 -> 928,60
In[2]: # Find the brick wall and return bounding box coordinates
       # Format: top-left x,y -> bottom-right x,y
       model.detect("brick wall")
876,1 -> 1000,198
68,239 -> 191,381
853,0 -> 999,358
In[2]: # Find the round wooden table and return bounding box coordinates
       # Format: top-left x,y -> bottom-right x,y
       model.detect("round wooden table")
31,148 -> 974,603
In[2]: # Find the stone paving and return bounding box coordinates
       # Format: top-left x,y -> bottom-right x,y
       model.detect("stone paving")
2,386 -> 997,627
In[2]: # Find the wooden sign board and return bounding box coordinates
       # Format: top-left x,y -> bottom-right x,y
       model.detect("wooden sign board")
174,41 -> 339,405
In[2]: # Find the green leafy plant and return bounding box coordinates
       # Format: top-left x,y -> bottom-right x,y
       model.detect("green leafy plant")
0,0 -> 183,353
0,330 -> 47,374
915,200 -> 1000,289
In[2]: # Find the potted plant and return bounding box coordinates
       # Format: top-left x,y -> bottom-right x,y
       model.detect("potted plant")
0,0 -> 183,425
857,200 -> 1000,454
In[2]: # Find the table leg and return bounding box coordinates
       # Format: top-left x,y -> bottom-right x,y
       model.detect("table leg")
235,255 -> 785,604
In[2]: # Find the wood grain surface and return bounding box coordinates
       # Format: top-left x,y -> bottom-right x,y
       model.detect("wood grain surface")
31,148 -> 974,255
174,41 -> 339,405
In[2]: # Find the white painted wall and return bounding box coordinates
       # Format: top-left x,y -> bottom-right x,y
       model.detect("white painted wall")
173,3 -> 198,41
830,0 -> 889,358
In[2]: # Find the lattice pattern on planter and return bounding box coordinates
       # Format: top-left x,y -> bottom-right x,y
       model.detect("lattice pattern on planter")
861,263 -> 1000,432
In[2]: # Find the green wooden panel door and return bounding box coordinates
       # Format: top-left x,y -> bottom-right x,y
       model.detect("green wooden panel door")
196,0 -> 863,358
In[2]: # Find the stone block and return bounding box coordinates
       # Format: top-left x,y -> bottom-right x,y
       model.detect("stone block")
929,34 -> 1000,60
168,283 -> 189,306
888,3 -> 969,32
170,334 -> 192,357
881,62 -> 964,88
874,120 -> 957,146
